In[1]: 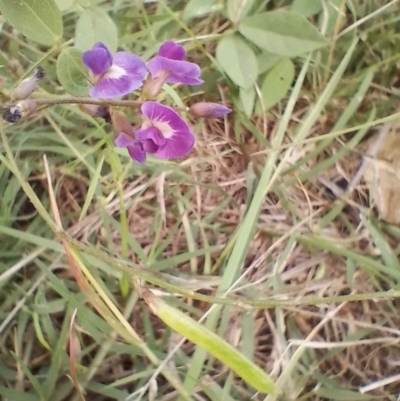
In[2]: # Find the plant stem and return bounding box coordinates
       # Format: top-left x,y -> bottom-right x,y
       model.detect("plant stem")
34,97 -> 142,108
32,97 -> 189,112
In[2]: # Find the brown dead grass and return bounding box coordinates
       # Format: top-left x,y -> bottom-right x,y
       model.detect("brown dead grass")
45,98 -> 400,400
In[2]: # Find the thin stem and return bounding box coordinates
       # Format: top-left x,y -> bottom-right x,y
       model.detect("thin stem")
34,97 -> 142,108
32,97 -> 189,112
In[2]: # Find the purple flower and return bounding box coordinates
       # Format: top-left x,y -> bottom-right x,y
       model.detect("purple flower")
147,41 -> 203,86
115,101 -> 195,163
82,42 -> 147,99
189,102 -> 232,118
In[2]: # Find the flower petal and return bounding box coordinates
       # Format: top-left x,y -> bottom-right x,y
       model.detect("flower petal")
88,52 -> 147,99
128,139 -> 159,160
136,127 -> 167,147
147,57 -> 203,86
112,52 -> 147,83
158,41 -> 186,60
114,133 -> 134,148
82,43 -> 112,76
142,139 -> 159,154
141,101 -> 190,133
127,142 -> 147,163
153,128 -> 195,159
140,102 -> 195,160
90,74 -> 142,99
93,42 -> 111,52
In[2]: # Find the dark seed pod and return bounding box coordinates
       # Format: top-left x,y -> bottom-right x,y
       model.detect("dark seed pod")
3,100 -> 37,123
3,105 -> 22,123
34,66 -> 45,80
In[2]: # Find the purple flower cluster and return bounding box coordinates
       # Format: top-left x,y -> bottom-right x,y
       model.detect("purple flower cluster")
82,41 -> 231,163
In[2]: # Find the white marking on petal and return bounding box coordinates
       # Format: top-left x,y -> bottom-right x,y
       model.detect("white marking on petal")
104,64 -> 126,80
142,118 -> 174,139
89,70 -> 100,84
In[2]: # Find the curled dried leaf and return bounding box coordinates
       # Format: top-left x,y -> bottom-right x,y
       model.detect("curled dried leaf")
363,124 -> 400,225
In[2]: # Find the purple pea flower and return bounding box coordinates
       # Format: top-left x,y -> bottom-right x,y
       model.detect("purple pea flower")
147,41 -> 204,86
82,42 -> 147,99
115,101 -> 195,163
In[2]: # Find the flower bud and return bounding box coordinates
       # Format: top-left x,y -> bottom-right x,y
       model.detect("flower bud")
79,104 -> 111,122
111,109 -> 132,135
13,80 -> 37,100
97,106 -> 111,123
142,70 -> 170,100
189,102 -> 232,118
12,66 -> 45,100
3,100 -> 37,123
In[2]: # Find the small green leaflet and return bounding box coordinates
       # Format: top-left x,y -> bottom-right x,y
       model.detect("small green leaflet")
0,0 -> 63,46
183,0 -> 223,21
240,86 -> 256,117
292,0 -> 323,18
258,58 -> 295,111
216,34 -> 258,89
54,0 -> 73,12
75,7 -> 118,52
239,9 -> 328,57
227,0 -> 256,25
56,48 -> 90,97
257,52 -> 282,75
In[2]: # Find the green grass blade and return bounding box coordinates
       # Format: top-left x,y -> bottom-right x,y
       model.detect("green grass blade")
143,291 -> 276,394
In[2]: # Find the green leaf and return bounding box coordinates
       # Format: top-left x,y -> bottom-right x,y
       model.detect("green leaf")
144,292 -> 276,394
227,0 -> 256,24
240,86 -> 255,117
318,0 -> 342,36
183,0 -> 223,21
75,7 -> 118,52
0,0 -> 63,46
239,9 -> 328,57
54,0 -> 73,12
257,52 -> 281,75
292,0 -> 323,18
56,48 -> 90,97
216,34 -> 258,89
258,58 -> 294,111
76,0 -> 91,6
